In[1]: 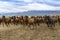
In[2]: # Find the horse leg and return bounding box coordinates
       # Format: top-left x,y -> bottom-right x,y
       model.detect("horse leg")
20,22 -> 22,25
23,22 -> 25,27
47,24 -> 51,29
0,22 -> 1,26
47,24 -> 50,28
49,22 -> 54,29
28,24 -> 33,30
23,22 -> 25,25
16,21 -> 19,25
50,23 -> 55,29
2,22 -> 4,27
34,23 -> 37,29
25,22 -> 27,26
32,23 -> 35,30
47,23 -> 52,29
8,22 -> 10,27
46,22 -> 50,28
28,24 -> 31,29
37,22 -> 39,26
53,23 -> 55,27
5,23 -> 8,27
38,23 -> 40,26
14,22 -> 16,26
51,22 -> 55,28
59,21 -> 60,25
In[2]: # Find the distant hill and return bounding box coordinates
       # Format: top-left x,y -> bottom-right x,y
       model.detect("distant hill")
0,10 -> 60,16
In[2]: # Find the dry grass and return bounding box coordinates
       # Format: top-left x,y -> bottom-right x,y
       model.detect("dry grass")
0,23 -> 60,40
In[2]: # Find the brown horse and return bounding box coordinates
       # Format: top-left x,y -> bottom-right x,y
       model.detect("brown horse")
28,17 -> 36,30
2,16 -> 11,27
10,16 -> 19,25
35,16 -> 44,26
57,16 -> 60,25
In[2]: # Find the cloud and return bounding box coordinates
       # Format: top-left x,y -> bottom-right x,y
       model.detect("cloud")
0,0 -> 60,13
44,0 -> 60,6
0,1 -> 27,13
1,0 -> 60,6
22,3 -> 60,10
23,0 -> 32,2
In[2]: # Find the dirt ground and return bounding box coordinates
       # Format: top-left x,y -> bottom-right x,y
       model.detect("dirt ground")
0,23 -> 60,40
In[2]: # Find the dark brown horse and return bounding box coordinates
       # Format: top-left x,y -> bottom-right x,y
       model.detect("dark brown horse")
23,16 -> 28,25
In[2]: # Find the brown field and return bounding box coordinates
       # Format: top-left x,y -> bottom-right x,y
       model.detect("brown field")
0,23 -> 60,40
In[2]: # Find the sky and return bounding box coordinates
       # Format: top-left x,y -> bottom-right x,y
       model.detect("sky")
0,0 -> 60,13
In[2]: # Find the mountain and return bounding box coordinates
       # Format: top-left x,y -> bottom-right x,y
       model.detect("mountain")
0,10 -> 60,16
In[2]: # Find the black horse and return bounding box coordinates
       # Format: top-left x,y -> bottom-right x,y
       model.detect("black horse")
44,16 -> 55,29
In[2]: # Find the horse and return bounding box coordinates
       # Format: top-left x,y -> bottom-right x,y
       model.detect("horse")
2,16 -> 11,27
44,16 -> 55,29
57,16 -> 60,25
23,16 -> 28,25
27,16 -> 36,30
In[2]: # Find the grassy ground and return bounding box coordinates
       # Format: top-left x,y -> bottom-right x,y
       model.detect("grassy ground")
0,23 -> 60,40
